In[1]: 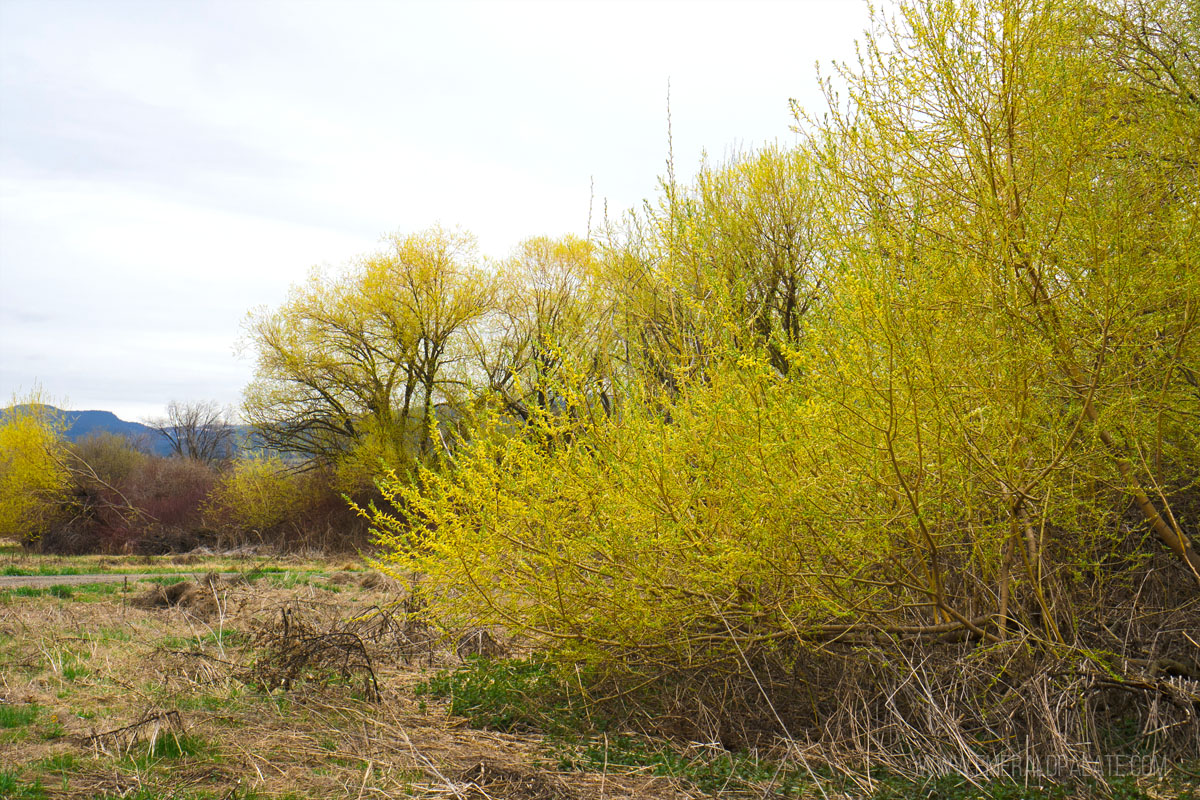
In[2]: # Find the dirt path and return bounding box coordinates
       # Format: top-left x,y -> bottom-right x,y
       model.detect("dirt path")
0,571 -> 244,588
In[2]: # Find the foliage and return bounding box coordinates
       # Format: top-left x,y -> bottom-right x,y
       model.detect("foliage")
558,734 -> 806,796
69,432 -> 148,487
0,397 -> 71,542
0,703 -> 39,728
0,770 -> 47,800
476,235 -> 616,422
242,225 -> 495,470
367,0 -> 1200,777
125,456 -> 216,530
414,656 -> 589,734
205,456 -> 303,533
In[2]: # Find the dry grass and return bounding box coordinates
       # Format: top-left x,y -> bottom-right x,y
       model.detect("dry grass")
0,560 -> 704,800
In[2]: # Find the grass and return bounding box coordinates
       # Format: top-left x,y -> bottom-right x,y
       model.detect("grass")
0,552 -> 342,578
0,582 -> 123,603
0,769 -> 48,800
0,703 -> 39,728
415,655 -> 593,734
3,546 -> 1185,800
559,734 -> 809,795
135,732 -> 215,764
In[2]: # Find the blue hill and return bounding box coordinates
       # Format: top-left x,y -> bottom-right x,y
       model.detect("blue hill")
3,405 -> 171,455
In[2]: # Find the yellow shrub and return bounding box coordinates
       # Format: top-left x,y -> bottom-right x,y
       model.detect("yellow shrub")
205,456 -> 303,533
0,400 -> 71,541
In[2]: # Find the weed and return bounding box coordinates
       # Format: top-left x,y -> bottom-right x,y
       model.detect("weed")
144,575 -> 191,586
125,733 -> 216,771
177,692 -> 234,713
557,734 -> 804,795
161,629 -> 246,650
62,661 -> 90,681
6,586 -> 50,598
40,716 -> 65,740
35,752 -> 76,772
0,582 -> 121,602
94,625 -> 134,642
866,773 -> 1152,800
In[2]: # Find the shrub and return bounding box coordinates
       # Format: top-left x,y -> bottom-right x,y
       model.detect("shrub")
69,431 -> 147,487
0,399 -> 71,543
127,456 -> 216,529
205,456 -> 303,534
203,458 -> 370,552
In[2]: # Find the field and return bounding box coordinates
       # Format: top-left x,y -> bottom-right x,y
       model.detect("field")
3,540 -> 1196,800
0,542 -> 729,800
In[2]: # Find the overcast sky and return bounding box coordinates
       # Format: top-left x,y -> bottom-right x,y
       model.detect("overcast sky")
1,0 -> 876,422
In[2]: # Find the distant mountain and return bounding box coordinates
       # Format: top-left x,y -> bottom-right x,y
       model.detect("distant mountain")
2,404 -> 170,455
1,405 -> 253,458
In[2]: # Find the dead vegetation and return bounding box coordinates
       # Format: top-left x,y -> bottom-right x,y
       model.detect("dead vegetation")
5,550 -> 1194,799
0,563 -> 703,800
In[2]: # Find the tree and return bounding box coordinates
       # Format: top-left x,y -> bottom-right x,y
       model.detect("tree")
148,400 -> 236,465
369,0 -> 1200,736
808,0 -> 1200,591
242,226 -> 495,472
473,235 -> 617,423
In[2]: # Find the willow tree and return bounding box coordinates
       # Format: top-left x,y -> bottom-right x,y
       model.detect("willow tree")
372,0 -> 1198,668
243,226 -> 495,475
473,236 -> 617,423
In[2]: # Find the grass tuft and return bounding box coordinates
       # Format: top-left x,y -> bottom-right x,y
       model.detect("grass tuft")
0,703 -> 38,728
415,655 -> 591,734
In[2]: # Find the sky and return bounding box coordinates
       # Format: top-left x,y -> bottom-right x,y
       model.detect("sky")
0,0 -> 878,423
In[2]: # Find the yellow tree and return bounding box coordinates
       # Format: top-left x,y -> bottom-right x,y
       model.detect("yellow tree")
243,226 -> 496,474
0,396 -> 71,542
806,0 -> 1200,625
474,236 -> 616,422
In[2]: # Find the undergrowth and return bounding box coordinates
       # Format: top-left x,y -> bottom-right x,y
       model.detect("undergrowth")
414,655 -> 592,733
415,655 -> 1198,799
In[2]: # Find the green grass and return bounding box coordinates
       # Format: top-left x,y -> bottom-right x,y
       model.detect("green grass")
144,575 -> 192,586
0,769 -> 48,800
3,565 -> 87,576
0,582 -> 122,602
176,688 -> 245,713
263,570 -> 326,589
34,752 -> 76,774
0,703 -> 39,728
415,655 -> 593,734
61,661 -> 90,681
558,734 -> 807,795
121,733 -> 218,773
160,629 -> 246,651
0,563 -> 302,577
866,773 -> 1154,800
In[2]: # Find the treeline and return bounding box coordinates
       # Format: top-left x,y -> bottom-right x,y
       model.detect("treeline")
0,400 -> 366,553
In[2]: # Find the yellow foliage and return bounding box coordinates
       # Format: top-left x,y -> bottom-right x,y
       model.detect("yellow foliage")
367,0 -> 1200,685
0,398 -> 71,541
205,456 -> 304,533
